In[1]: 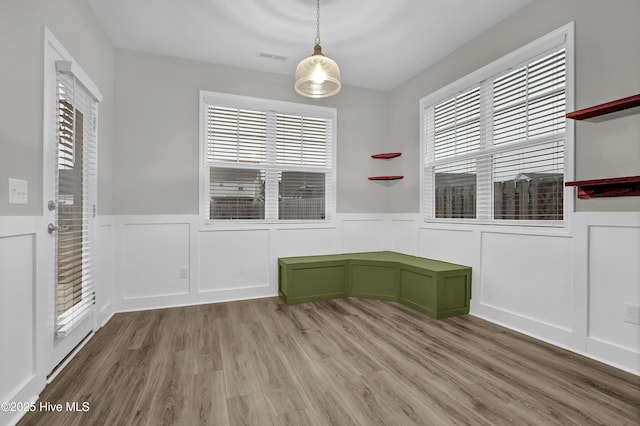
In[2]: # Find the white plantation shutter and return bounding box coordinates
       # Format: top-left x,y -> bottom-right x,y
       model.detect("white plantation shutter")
55,66 -> 99,337
425,86 -> 481,219
493,49 -> 566,145
422,26 -> 571,225
276,114 -> 329,166
202,92 -> 335,222
207,106 -> 267,163
275,114 -> 331,220
433,87 -> 480,159
491,48 -> 565,221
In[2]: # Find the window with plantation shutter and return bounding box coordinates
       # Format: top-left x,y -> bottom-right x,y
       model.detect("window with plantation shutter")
434,87 -> 480,160
201,92 -> 336,222
422,24 -> 572,226
208,106 -> 267,163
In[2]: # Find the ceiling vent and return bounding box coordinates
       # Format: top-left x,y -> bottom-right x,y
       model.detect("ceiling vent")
257,51 -> 288,61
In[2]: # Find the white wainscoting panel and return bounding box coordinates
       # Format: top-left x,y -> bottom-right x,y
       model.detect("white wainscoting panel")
0,218 -> 42,426
106,212 -> 639,374
198,229 -> 270,293
480,231 -> 573,331
121,222 -> 191,299
95,218 -> 114,326
0,233 -> 35,405
341,218 -> 386,253
419,227 -> 475,267
274,227 -> 338,258
588,225 -> 640,352
388,216 -> 421,255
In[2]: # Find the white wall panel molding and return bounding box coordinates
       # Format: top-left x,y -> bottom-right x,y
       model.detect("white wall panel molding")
478,231 -> 573,331
119,222 -> 191,304
386,213 -> 422,255
581,212 -> 640,374
1,214 -> 118,425
0,216 -> 39,237
111,214 -> 384,312
0,218 -> 41,426
95,216 -> 115,328
198,229 -> 270,293
586,337 -> 640,375
107,212 -> 639,374
339,214 -> 387,253
274,227 -> 338,258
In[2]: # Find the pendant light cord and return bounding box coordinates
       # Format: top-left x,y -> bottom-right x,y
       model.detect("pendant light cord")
315,0 -> 321,45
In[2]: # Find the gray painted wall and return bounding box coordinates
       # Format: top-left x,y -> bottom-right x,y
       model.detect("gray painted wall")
2,0 -> 637,217
0,0 -> 115,216
113,49 -> 390,214
388,0 -> 640,213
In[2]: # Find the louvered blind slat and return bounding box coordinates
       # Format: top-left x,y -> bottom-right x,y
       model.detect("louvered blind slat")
493,49 -> 566,146
207,106 -> 267,163
55,69 -> 98,337
433,87 -> 480,160
276,114 -> 328,166
423,39 -> 567,224
204,93 -> 334,221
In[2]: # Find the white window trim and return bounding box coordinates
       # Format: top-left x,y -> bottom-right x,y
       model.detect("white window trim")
199,91 -> 337,225
419,22 -> 575,230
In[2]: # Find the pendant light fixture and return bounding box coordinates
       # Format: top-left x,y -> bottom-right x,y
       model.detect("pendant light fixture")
294,0 -> 341,98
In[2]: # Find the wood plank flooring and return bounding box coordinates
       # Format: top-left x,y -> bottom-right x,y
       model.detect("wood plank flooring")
18,297 -> 640,425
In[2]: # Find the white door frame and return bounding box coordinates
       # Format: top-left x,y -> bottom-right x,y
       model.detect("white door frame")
41,27 -> 101,378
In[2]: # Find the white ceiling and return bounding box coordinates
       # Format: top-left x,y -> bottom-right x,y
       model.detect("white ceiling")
88,0 -> 532,92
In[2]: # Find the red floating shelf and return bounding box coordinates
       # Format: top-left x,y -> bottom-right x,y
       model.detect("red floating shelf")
565,176 -> 640,199
368,175 -> 404,181
371,152 -> 402,159
566,94 -> 640,120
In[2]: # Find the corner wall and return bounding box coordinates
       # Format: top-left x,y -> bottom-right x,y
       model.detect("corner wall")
0,2 -> 116,425
388,212 -> 640,375
113,49 -> 391,215
0,0 -> 116,216
388,0 -> 640,213
382,0 -> 640,375
108,211 -> 639,375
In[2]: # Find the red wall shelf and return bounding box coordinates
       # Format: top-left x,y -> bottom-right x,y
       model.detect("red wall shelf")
566,94 -> 640,120
565,176 -> 640,199
368,176 -> 404,181
371,152 -> 402,159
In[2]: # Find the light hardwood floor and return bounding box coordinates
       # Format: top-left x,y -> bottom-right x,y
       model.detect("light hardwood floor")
18,297 -> 640,425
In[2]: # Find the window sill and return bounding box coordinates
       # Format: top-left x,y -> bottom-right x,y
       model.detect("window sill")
421,218 -> 570,236
202,219 -> 337,229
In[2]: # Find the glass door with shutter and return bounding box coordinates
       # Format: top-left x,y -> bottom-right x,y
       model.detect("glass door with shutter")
55,88 -> 94,336
46,65 -> 99,374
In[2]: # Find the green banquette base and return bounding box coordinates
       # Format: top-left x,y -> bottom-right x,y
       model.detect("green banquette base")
278,251 -> 471,319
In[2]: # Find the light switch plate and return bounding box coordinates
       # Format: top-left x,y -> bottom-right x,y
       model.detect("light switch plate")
9,178 -> 28,204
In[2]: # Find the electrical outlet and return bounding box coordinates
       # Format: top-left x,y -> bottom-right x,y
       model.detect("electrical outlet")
623,304 -> 640,325
179,267 -> 189,280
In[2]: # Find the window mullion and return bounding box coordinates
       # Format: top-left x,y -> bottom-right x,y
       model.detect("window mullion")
477,80 -> 493,221
263,111 -> 278,220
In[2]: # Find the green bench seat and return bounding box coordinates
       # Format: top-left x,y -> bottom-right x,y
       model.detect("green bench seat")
278,251 -> 472,319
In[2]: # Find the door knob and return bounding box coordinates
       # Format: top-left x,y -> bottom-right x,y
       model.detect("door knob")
48,223 -> 69,234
